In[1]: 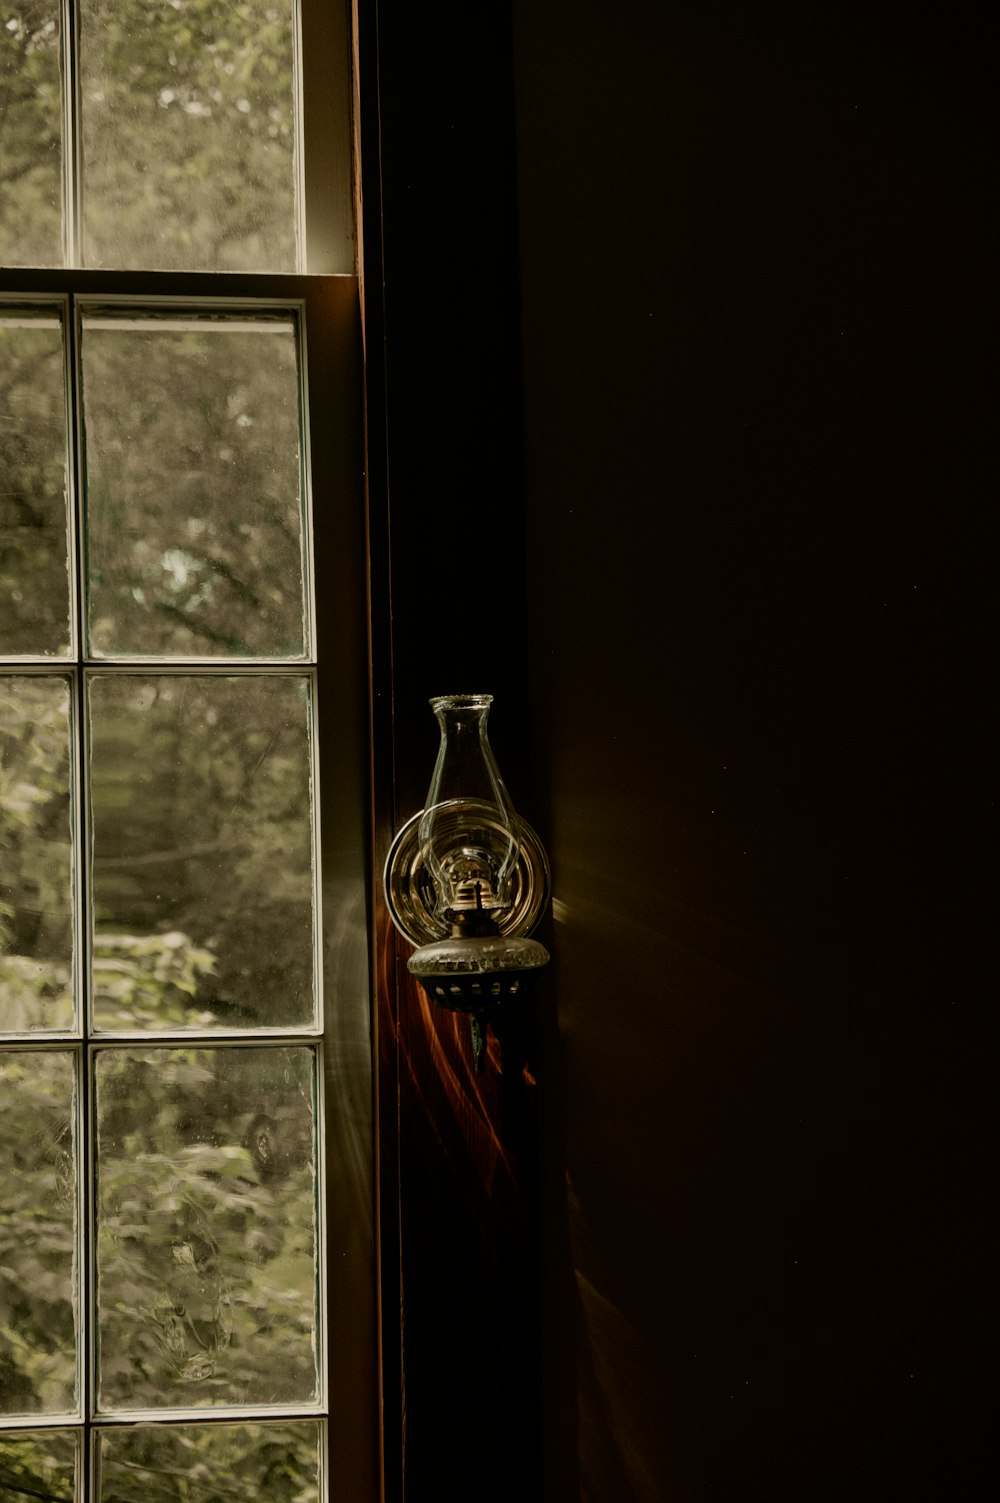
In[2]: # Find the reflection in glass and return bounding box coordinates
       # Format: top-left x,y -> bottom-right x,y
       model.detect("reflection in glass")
96,1046 -> 320,1413
82,314 -> 307,659
97,1420 -> 320,1503
0,1427 -> 77,1502
89,674 -> 315,1032
0,312 -> 72,656
80,0 -> 299,271
0,676 -> 75,1033
0,1051 -> 78,1416
0,5 -> 63,267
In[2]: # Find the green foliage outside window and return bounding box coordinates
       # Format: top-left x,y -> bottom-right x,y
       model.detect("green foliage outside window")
0,1 -> 298,272
1,3 -> 334,1493
0,3 -> 62,267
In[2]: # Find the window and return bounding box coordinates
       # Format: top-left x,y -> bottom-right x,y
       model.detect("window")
1,4 -> 374,1499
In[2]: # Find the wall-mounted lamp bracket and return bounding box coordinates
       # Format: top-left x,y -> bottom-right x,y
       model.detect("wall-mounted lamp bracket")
384,802 -> 550,949
384,804 -> 550,1073
382,695 -> 551,1073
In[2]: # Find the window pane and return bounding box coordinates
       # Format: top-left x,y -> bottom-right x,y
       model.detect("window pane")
0,676 -> 75,1034
0,311 -> 72,656
0,5 -> 63,268
96,1046 -> 320,1413
80,0 -> 299,272
81,314 -> 307,660
89,674 -> 316,1032
97,1419 -> 320,1502
0,1051 -> 78,1416
0,1427 -> 77,1501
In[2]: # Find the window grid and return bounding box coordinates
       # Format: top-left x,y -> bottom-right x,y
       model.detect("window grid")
1,291 -> 331,1500
48,0 -> 310,276
3,0 -> 368,1491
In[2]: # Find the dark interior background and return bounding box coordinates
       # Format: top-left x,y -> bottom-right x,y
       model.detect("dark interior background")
366,1 -> 994,1498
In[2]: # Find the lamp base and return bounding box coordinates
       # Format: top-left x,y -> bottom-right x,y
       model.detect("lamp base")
407,934 -> 549,996
408,939 -> 549,1073
411,960 -> 545,1014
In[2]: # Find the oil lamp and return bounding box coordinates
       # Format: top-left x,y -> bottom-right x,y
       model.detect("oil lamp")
384,694 -> 550,1071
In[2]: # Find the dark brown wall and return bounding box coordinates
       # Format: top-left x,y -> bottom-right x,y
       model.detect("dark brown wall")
512,2 -> 993,1499
365,1 -> 993,1498
362,4 -> 541,1499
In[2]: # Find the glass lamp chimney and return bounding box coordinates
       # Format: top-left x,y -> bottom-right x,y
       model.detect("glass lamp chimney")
419,694 -> 518,927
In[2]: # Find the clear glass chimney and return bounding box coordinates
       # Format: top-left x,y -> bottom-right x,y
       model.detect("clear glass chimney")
418,694 -> 519,927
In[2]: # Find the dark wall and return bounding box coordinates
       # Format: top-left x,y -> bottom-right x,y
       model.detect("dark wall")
362,4 -> 542,1500
512,2 -> 993,1499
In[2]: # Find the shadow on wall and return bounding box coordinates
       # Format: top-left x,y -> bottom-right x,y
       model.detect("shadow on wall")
543,824 -> 989,1499
378,911 -> 544,1503
517,2 -> 992,1495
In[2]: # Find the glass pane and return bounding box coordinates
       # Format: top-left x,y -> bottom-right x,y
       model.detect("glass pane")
0,5 -> 63,268
96,1046 -> 320,1413
0,676 -> 75,1033
0,1051 -> 78,1416
81,314 -> 307,660
89,674 -> 315,1032
80,0 -> 299,271
0,1427 -> 77,1501
97,1420 -> 320,1503
0,311 -> 72,656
